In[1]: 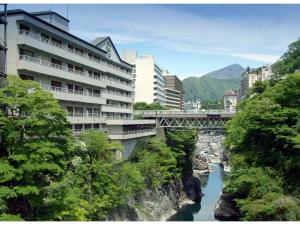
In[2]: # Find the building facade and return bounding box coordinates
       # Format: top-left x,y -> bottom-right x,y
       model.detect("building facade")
162,69 -> 184,109
184,100 -> 201,110
2,9 -> 156,153
123,51 -> 165,105
240,65 -> 273,99
224,90 -> 239,111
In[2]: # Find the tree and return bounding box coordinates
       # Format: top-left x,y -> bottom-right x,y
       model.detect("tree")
45,130 -> 145,221
224,73 -> 300,220
0,76 -> 72,220
272,38 -> 300,75
133,102 -> 169,110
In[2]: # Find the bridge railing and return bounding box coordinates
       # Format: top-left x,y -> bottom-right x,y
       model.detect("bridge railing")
133,109 -> 236,115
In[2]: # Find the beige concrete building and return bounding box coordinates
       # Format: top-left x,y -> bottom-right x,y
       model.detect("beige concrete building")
123,51 -> 165,105
240,65 -> 273,99
224,90 -> 239,111
2,9 -> 156,157
162,69 -> 184,109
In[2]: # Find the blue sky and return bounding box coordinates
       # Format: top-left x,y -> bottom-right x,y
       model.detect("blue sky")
8,4 -> 300,79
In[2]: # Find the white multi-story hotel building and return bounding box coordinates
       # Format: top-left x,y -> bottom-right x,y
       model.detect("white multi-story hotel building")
224,90 -> 239,111
123,51 -> 165,105
1,9 -> 156,157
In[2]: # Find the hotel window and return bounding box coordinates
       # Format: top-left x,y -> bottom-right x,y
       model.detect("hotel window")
51,37 -> 62,46
67,64 -> 74,72
66,106 -> 73,116
20,48 -> 34,57
75,47 -> 83,55
86,108 -> 92,116
75,66 -> 83,72
41,33 -> 49,40
75,107 -> 83,114
74,124 -> 83,131
93,72 -> 100,79
67,84 -> 73,93
93,89 -> 100,97
87,89 -> 93,97
50,81 -> 62,92
93,124 -> 100,129
85,124 -> 92,130
51,58 -> 62,66
93,108 -> 100,115
20,74 -> 34,80
74,85 -> 83,94
20,24 -> 30,32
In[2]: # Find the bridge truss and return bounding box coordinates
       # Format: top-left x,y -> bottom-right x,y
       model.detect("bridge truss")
134,110 -> 235,130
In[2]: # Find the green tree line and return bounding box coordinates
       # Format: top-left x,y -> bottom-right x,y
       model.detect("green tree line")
0,76 -> 197,221
224,72 -> 300,220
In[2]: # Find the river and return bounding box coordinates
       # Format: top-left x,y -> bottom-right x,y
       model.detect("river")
169,163 -> 225,221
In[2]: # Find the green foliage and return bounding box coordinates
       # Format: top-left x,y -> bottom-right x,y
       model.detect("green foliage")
133,102 -> 169,110
183,75 -> 240,101
130,138 -> 179,187
0,76 -> 72,220
165,129 -> 198,176
273,38 -> 300,75
46,130 -> 145,221
225,73 -> 300,220
201,99 -> 223,110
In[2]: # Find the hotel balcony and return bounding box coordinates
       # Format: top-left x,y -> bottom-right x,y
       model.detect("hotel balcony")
101,90 -> 133,103
18,30 -> 132,80
106,119 -> 157,140
18,55 -> 107,88
67,113 -> 106,124
102,104 -> 133,114
41,84 -> 106,105
73,128 -> 108,136
107,128 -> 157,140
105,78 -> 133,92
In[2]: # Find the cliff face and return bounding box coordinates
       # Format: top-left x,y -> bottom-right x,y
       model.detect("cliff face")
107,179 -> 194,221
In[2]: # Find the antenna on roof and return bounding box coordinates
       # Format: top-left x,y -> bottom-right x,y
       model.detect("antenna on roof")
66,4 -> 68,19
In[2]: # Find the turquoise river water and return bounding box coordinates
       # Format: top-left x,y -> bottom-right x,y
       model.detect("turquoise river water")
169,163 -> 224,221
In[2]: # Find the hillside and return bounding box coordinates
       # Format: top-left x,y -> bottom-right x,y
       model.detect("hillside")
204,64 -> 245,80
183,76 -> 240,101
183,64 -> 244,101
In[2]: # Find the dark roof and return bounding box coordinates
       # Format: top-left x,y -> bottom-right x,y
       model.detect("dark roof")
3,9 -> 132,68
31,10 -> 70,22
91,36 -> 132,67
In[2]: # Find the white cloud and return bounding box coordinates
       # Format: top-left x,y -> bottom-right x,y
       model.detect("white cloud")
228,53 -> 280,63
71,5 -> 300,63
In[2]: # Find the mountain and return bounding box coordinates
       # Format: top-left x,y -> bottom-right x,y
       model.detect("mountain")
204,64 -> 245,80
183,64 -> 244,102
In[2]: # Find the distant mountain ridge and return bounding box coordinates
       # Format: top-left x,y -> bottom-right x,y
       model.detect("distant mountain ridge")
183,64 -> 244,101
204,64 -> 245,80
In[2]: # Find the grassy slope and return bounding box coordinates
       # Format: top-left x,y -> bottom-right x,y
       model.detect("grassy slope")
183,75 -> 240,101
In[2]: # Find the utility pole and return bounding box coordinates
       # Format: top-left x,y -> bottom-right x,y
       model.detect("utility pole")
0,4 -> 7,148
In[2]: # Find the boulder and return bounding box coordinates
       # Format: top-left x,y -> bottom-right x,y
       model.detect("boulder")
214,192 -> 240,221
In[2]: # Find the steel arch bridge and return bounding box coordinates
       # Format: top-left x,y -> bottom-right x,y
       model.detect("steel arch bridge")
133,110 -> 236,130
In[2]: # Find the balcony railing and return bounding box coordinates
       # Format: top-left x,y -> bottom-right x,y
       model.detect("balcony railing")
67,113 -> 131,120
104,90 -> 132,98
41,84 -> 102,98
73,128 -> 108,135
19,55 -> 106,81
109,128 -> 156,136
19,30 -> 132,75
105,104 -> 131,109
19,55 -> 132,87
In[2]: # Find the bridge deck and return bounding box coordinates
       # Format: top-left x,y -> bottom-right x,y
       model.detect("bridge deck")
133,110 -> 236,129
